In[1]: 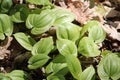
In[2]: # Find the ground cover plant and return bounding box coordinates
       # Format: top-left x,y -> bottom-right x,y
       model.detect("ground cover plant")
0,0 -> 120,80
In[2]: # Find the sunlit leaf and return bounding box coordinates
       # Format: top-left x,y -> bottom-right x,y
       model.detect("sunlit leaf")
98,53 -> 120,80
0,14 -> 13,40
88,21 -> 106,43
56,22 -> 80,42
26,9 -> 55,35
26,0 -> 52,5
78,37 -> 100,57
28,54 -> 50,69
66,54 -> 82,79
32,37 -> 53,55
57,39 -> 77,57
47,74 -> 65,80
14,32 -> 36,51
53,8 -> 75,25
80,66 -> 95,80
6,70 -> 28,80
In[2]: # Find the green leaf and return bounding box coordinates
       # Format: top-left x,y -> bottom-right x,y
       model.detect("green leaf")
80,20 -> 106,42
14,32 -> 36,51
0,73 -> 11,80
0,14 -> 13,40
10,4 -> 30,23
32,37 -> 53,55
6,70 -> 28,80
88,21 -> 106,43
0,0 -> 13,13
57,39 -> 77,57
98,53 -> 120,80
28,54 -> 50,69
56,22 -> 80,42
78,37 -> 100,57
26,9 -> 55,35
66,54 -> 82,79
53,8 -> 75,25
80,66 -> 95,80
46,62 -> 67,75
26,0 -> 52,5
47,74 -> 66,80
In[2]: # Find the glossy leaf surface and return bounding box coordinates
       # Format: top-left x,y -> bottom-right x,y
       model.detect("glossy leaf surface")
14,32 -> 36,51
6,70 -> 28,80
80,66 -> 95,80
66,54 -> 82,79
88,21 -> 106,43
78,37 -> 100,57
26,9 -> 55,35
53,8 -> 75,25
0,14 -> 13,40
28,54 -> 50,69
57,39 -> 77,57
98,54 -> 120,80
32,37 -> 53,55
56,22 -> 80,42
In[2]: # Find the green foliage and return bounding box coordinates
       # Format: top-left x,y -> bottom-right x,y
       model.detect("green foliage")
0,70 -> 29,80
0,0 -> 118,80
0,14 -> 13,40
26,0 -> 52,6
0,0 -> 13,13
80,66 -> 95,80
66,54 -> 82,80
14,32 -> 36,51
26,9 -> 55,35
10,4 -> 30,23
53,8 -> 75,25
78,37 -> 100,57
28,54 -> 50,69
57,39 -> 77,57
98,53 -> 120,80
32,37 -> 54,55
56,22 -> 80,42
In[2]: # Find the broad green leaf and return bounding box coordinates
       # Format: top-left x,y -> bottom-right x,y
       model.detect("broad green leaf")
6,70 -> 28,80
0,73 -> 11,80
88,21 -> 106,43
80,20 -> 106,42
78,37 -> 100,57
80,66 -> 95,80
10,4 -> 30,23
46,54 -> 68,75
46,54 -> 66,74
98,53 -> 120,80
26,0 -> 52,5
53,8 -> 75,25
0,0 -> 13,13
46,62 -> 67,75
47,74 -> 65,80
66,54 -> 82,79
0,14 -> 13,40
26,9 -> 55,35
28,54 -> 50,69
57,39 -> 77,57
32,37 -> 53,55
56,22 -> 80,42
14,32 -> 36,51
